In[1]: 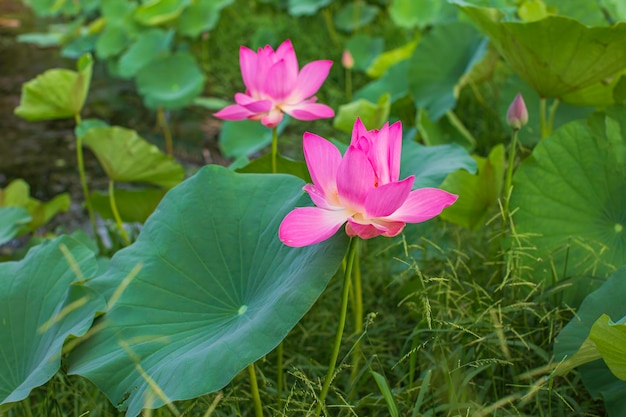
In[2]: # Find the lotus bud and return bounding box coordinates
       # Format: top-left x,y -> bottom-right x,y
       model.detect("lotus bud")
342,49 -> 354,70
506,93 -> 528,131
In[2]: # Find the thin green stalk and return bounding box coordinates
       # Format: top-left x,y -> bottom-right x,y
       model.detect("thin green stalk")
157,107 -> 174,156
345,68 -> 353,102
22,397 -> 34,417
315,238 -> 359,417
547,98 -> 560,137
276,340 -> 283,402
271,126 -> 278,174
349,250 -> 362,384
108,180 -> 130,246
322,8 -> 340,48
502,129 -> 519,227
75,114 -> 102,252
247,364 -> 263,417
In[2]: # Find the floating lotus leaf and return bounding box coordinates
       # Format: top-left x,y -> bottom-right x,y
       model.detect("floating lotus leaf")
0,236 -> 103,404
511,111 -> 626,301
82,126 -> 184,188
177,0 -> 233,36
136,52 -> 205,110
68,165 -> 348,417
15,54 -> 93,121
454,1 -> 626,105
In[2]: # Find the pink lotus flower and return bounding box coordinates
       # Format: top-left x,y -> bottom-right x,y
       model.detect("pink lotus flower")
279,119 -> 458,247
214,39 -> 335,128
506,93 -> 528,131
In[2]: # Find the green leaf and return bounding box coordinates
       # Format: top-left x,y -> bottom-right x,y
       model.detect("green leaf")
91,188 -> 167,223
555,267 -> 626,417
177,0 -> 233,36
355,61 -> 409,103
408,21 -> 486,121
400,142 -> 477,189
117,29 -> 173,79
134,0 -> 187,26
439,144 -> 505,229
136,52 -> 205,110
287,0 -> 331,16
17,32 -> 62,47
68,165 -> 349,416
15,54 -> 93,121
416,108 -> 477,151
366,39 -> 418,78
389,0 -> 457,29
95,24 -> 129,59
346,34 -> 384,72
0,236 -> 103,404
371,371 -> 400,417
82,126 -> 185,188
543,0 -> 609,26
510,112 -> 626,299
235,153 -> 311,183
333,94 -> 391,133
590,313 -> 626,381
334,2 -> 379,32
75,118 -> 110,138
0,207 -> 31,246
218,117 -> 289,159
193,96 -> 230,110
455,1 -> 626,105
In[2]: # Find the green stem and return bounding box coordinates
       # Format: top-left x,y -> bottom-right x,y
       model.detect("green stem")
108,180 -> 130,246
345,68 -> 353,102
22,397 -> 34,417
322,8 -> 341,48
547,98 -> 560,137
502,129 -> 519,227
75,114 -> 102,252
157,107 -> 174,156
247,364 -> 263,417
271,126 -> 278,174
349,249 -> 362,385
315,238 -> 359,417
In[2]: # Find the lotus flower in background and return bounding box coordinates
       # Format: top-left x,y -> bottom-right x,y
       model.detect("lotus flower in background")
506,93 -> 528,131
279,119 -> 458,247
214,39 -> 334,128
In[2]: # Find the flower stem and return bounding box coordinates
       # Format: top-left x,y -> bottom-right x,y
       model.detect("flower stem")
157,107 -> 174,156
247,364 -> 263,417
75,114 -> 103,252
345,68 -> 353,102
271,126 -> 278,174
502,128 -> 519,228
315,238 -> 359,417
108,180 -> 130,246
547,98 -> 560,137
349,251 -> 362,384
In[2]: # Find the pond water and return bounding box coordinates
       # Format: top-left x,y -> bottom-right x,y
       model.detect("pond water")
0,2 -> 225,234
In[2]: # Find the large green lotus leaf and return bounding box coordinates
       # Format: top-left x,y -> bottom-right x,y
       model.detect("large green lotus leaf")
334,2 -> 379,32
355,61 -> 409,104
366,40 -> 418,79
235,153 -> 311,183
510,114 -> 626,297
95,23 -> 129,59
555,267 -> 626,417
400,141 -> 477,189
134,0 -> 187,26
82,126 -> 184,188
544,0 -> 609,26
0,236 -> 103,404
136,52 -> 205,110
454,1 -> 626,104
408,21 -> 486,121
287,0 -> 331,16
91,188 -> 167,223
117,29 -> 173,79
333,94 -> 391,134
389,0 -> 458,29
346,34 -> 384,72
218,117 -> 288,159
15,54 -> 93,121
0,207 -> 31,246
67,165 -> 349,417
439,144 -> 505,229
177,0 -> 233,36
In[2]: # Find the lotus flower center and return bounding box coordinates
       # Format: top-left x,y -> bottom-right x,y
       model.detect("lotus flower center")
615,223 -> 623,233
238,305 -> 248,315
